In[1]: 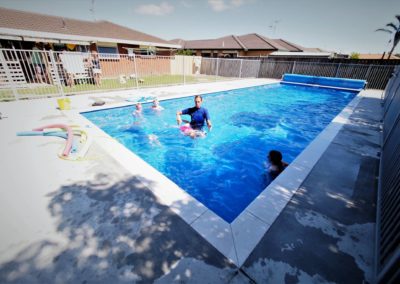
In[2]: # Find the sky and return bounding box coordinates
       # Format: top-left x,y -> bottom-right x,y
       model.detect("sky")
0,0 -> 399,54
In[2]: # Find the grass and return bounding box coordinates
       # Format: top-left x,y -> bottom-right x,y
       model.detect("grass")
0,74 -> 235,101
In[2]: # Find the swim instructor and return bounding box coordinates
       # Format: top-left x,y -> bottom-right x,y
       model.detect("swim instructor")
176,95 -> 212,136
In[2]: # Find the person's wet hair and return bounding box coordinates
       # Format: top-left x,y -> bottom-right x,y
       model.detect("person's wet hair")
269,150 -> 283,166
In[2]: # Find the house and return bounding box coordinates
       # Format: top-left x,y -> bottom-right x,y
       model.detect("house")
0,7 -> 183,87
0,7 -> 180,55
170,33 -> 318,58
358,53 -> 400,60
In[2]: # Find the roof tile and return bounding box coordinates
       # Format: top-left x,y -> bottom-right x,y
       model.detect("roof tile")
0,7 -> 171,45
182,33 -> 305,52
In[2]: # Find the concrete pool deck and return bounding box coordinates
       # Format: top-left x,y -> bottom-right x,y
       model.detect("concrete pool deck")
0,79 -> 381,283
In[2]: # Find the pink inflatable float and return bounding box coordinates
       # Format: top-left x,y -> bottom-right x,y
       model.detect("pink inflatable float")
33,124 -> 73,156
179,124 -> 192,135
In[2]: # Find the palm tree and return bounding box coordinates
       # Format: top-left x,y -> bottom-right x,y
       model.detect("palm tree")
376,15 -> 400,59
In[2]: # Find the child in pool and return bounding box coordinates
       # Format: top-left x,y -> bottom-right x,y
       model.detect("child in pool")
151,99 -> 164,111
266,150 -> 288,180
132,102 -> 142,116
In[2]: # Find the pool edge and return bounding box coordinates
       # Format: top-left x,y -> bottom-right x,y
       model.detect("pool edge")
230,92 -> 363,266
64,82 -> 363,267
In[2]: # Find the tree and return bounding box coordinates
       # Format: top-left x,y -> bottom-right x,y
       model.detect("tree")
350,52 -> 360,59
376,15 -> 400,59
176,49 -> 193,56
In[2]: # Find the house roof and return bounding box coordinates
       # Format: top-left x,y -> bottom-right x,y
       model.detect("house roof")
0,7 -> 180,48
301,47 -> 327,52
179,33 -> 309,52
169,39 -> 185,46
236,34 -> 277,50
358,53 -> 400,59
184,35 -> 244,50
271,39 -> 304,52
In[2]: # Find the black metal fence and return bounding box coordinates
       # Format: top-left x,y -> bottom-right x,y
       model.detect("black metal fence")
376,65 -> 400,283
201,57 -> 398,90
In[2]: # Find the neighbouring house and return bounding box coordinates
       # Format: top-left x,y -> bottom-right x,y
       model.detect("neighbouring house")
358,53 -> 400,60
0,7 -> 180,55
170,33 -> 324,58
0,7 -> 182,88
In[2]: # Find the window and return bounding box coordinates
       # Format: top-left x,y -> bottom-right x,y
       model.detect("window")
124,47 -> 156,58
126,48 -> 135,57
97,46 -> 120,59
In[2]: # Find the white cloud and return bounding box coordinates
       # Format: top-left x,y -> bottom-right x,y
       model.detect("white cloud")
180,0 -> 193,8
135,2 -> 174,16
208,0 -> 253,12
231,0 -> 246,7
208,0 -> 229,11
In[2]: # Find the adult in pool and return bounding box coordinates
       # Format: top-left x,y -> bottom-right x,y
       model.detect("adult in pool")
176,95 -> 212,138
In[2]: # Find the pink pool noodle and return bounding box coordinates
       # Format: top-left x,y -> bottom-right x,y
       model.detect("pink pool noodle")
33,124 -> 73,156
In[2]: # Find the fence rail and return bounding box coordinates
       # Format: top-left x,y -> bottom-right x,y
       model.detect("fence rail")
0,49 -> 230,101
376,66 -> 400,283
0,48 -> 398,101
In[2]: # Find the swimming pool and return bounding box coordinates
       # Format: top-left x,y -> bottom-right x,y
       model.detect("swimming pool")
82,84 -> 357,223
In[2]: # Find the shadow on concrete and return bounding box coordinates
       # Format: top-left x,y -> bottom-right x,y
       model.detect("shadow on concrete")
0,173 -> 237,283
240,95 -> 381,283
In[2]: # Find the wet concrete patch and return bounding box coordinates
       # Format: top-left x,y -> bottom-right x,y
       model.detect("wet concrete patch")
292,144 -> 378,225
154,258 -> 240,283
242,204 -> 368,283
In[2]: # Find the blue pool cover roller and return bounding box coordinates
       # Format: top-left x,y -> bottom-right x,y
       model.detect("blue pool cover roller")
281,74 -> 366,91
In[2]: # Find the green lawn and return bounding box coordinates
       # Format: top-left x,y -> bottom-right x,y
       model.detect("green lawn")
0,74 -> 237,101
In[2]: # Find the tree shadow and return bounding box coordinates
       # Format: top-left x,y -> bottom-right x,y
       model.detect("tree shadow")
0,173 -> 237,283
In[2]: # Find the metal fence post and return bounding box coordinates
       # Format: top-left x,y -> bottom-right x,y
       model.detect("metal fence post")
257,59 -> 264,78
257,59 -> 262,78
335,63 -> 342,77
133,54 -> 139,89
0,49 -> 19,100
239,59 -> 243,78
49,50 -> 64,97
292,61 -> 296,73
215,58 -> 219,81
365,64 -> 372,88
183,55 -> 186,85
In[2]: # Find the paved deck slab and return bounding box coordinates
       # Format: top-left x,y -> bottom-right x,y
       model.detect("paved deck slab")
0,82 -> 381,283
242,91 -> 381,283
0,80 -> 271,283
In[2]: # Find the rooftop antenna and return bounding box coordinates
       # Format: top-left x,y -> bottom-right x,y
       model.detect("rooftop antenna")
268,20 -> 280,35
61,18 -> 66,29
90,0 -> 96,21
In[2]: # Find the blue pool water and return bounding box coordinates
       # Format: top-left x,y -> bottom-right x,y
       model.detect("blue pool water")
82,84 -> 357,222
